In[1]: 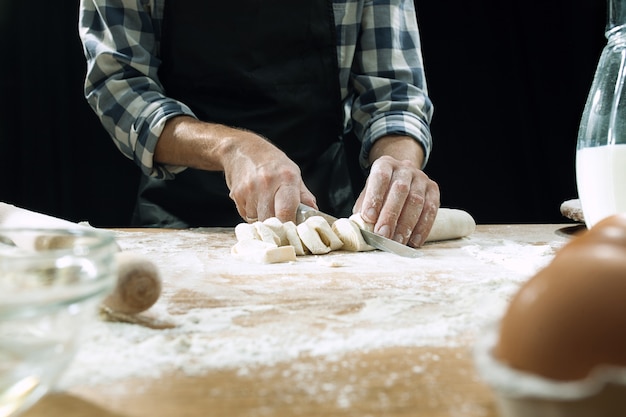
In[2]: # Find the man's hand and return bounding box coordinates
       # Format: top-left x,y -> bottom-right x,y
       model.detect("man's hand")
354,135 -> 440,248
155,116 -> 317,223
222,132 -> 317,223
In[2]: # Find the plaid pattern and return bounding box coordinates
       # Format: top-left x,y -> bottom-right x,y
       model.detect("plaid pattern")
79,0 -> 433,179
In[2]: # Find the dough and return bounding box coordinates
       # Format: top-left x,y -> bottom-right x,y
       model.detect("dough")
252,221 -> 281,245
560,198 -> 584,223
230,208 -> 476,262
234,223 -> 259,241
332,218 -> 374,252
282,220 -> 307,256
425,208 -> 476,242
262,217 -> 290,246
296,216 -> 343,255
233,220 -> 296,263
348,213 -> 374,232
235,221 -> 282,245
349,209 -> 475,243
231,239 -> 296,264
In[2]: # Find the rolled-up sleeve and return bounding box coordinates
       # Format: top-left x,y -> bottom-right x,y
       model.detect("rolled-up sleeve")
79,0 -> 194,179
348,0 -> 433,170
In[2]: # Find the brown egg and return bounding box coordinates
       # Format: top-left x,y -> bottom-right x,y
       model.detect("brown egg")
567,213 -> 626,248
495,214 -> 626,381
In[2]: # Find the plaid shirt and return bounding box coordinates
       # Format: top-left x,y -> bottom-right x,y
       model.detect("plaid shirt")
79,0 -> 433,179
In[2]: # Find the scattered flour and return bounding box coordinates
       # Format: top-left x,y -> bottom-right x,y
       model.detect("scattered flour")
462,239 -> 555,276
56,227 -> 566,390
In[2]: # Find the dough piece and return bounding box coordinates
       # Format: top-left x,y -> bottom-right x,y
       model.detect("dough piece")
282,221 -> 307,255
349,213 -> 375,232
263,217 -> 289,246
234,223 -> 259,241
426,208 -> 476,242
560,198 -> 584,222
332,218 -> 374,252
233,219 -> 306,257
296,216 -> 343,255
307,216 -> 343,251
231,239 -> 296,264
253,221 -> 281,245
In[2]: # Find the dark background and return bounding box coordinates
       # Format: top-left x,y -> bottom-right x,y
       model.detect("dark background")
0,1 -> 607,226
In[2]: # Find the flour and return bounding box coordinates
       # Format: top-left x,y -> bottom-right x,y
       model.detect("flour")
56,228 -> 564,390
462,239 -> 555,276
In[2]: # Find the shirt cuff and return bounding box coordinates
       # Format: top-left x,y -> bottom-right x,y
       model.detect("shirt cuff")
359,112 -> 432,171
132,100 -> 197,179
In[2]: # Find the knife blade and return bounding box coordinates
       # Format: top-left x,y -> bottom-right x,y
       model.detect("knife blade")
295,204 -> 421,258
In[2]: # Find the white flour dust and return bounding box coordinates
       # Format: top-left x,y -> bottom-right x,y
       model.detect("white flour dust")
57,228 -> 564,390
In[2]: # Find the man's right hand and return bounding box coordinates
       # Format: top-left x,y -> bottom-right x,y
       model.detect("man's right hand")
154,116 -> 317,224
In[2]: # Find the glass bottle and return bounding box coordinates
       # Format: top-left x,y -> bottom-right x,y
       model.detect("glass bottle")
576,0 -> 626,228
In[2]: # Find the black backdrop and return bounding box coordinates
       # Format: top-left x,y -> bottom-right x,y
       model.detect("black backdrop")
418,1 -> 606,223
0,1 -> 607,226
0,0 -> 140,226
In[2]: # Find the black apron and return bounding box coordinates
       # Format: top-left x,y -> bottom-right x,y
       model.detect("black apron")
132,0 -> 357,227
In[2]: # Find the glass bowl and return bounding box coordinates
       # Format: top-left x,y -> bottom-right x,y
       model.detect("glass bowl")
0,227 -> 118,417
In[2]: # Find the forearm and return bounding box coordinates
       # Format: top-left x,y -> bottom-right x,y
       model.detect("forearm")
155,116 -> 252,171
155,116 -> 295,178
368,135 -> 425,169
155,116 -> 316,223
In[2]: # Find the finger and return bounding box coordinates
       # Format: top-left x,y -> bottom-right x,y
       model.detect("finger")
244,198 -> 259,223
256,195 -> 275,222
253,170 -> 278,221
228,187 -> 251,222
392,183 -> 427,245
273,183 -> 301,223
232,181 -> 262,222
299,182 -> 318,210
374,166 -> 413,240
408,182 -> 440,247
359,158 -> 393,224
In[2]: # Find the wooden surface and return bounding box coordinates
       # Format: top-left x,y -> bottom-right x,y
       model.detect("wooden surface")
21,223 -> 584,417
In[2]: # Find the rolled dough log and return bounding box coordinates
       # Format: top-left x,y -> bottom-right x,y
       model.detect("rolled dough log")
425,208 -> 476,242
350,208 -> 474,243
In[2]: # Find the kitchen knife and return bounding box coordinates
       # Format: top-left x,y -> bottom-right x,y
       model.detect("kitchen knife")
295,204 -> 421,258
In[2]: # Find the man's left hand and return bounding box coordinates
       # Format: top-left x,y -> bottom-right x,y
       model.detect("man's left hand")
354,136 -> 440,248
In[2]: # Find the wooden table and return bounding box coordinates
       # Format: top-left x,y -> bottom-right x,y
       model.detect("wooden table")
22,223 -> 583,417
